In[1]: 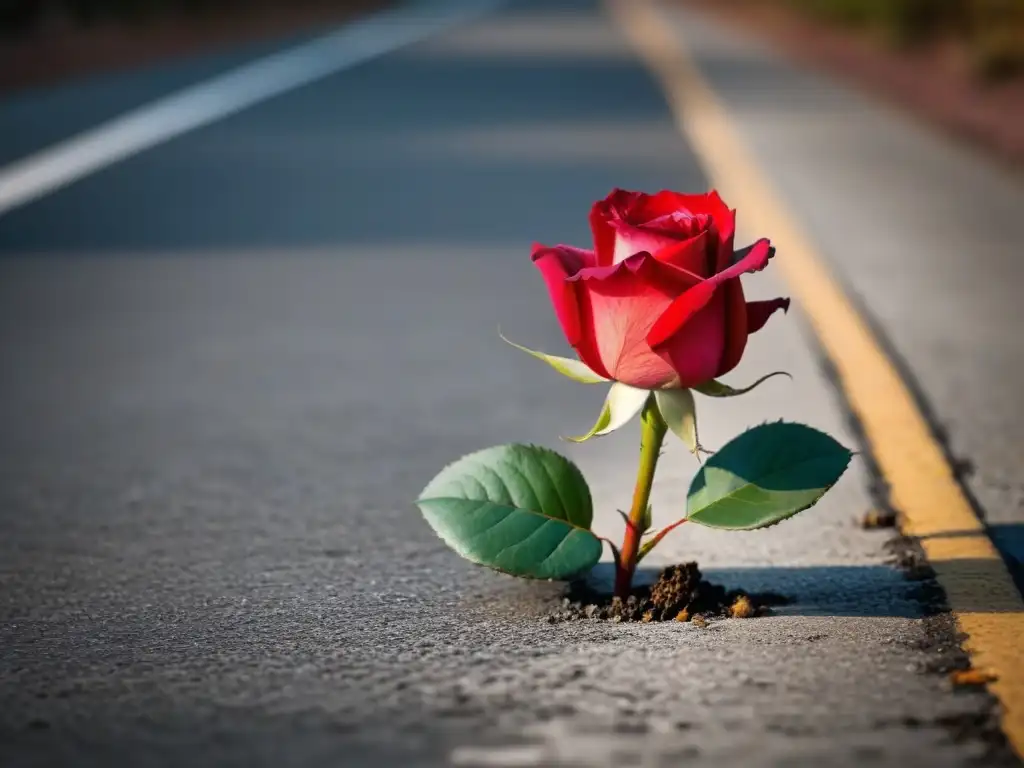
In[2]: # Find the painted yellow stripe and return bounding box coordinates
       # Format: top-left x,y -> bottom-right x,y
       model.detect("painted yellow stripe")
610,0 -> 1024,756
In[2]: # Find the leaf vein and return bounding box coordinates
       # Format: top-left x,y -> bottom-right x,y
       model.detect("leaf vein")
532,452 -> 573,523
465,504 -> 514,541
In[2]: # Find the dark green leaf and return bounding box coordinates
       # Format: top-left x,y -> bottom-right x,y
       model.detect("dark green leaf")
415,444 -> 601,579
686,422 -> 852,530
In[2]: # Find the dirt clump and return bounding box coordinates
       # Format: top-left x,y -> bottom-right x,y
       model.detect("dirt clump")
860,508 -> 898,529
549,563 -> 788,624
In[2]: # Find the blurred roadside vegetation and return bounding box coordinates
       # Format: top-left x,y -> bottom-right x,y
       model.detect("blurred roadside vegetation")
1,0 -> 367,35
790,0 -> 1024,81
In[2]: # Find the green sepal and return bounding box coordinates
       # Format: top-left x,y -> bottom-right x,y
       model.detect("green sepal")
566,383 -> 651,443
499,331 -> 608,384
694,371 -> 791,398
654,388 -> 707,456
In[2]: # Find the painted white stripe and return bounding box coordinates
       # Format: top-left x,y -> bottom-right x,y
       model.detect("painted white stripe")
0,0 -> 500,216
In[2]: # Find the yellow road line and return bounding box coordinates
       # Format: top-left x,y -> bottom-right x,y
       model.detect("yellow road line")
610,0 -> 1024,755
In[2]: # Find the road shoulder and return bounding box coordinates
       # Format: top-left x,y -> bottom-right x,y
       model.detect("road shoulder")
672,0 -> 1024,168
617,0 -> 1024,759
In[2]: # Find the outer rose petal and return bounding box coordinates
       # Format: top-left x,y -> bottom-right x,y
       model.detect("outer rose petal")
746,298 -> 791,334
716,292 -> 790,381
647,239 -> 775,386
716,278 -> 748,378
647,238 -> 775,350
531,243 -> 589,345
532,244 -> 609,379
569,253 -> 699,389
654,288 -> 728,387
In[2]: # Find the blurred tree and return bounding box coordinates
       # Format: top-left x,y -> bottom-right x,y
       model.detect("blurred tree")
786,0 -> 1023,80
1,0 -> 357,35
969,0 -> 1024,80
1,0 -> 44,32
791,0 -> 962,45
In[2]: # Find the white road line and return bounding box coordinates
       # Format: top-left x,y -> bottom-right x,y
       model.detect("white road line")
0,0 -> 501,217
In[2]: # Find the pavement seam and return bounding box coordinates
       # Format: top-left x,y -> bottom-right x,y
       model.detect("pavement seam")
610,0 -> 1024,758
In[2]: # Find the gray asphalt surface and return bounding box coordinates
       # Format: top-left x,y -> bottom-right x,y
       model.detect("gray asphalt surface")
0,1 -> 1020,767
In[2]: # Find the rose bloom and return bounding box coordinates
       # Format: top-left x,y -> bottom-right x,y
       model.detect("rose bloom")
533,189 -> 789,390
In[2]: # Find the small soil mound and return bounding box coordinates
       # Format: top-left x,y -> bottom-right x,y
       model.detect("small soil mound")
860,508 -> 898,529
550,563 -> 789,624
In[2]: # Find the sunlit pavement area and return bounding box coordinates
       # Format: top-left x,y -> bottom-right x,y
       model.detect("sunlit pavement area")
0,1 -> 1022,766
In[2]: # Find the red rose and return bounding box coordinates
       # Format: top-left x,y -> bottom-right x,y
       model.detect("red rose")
533,189 -> 789,389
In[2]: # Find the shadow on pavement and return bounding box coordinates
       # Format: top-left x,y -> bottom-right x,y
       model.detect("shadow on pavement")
595,560 -> 1024,618
987,523 -> 1024,595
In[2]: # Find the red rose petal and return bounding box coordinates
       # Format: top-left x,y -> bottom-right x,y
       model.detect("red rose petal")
746,297 -> 791,334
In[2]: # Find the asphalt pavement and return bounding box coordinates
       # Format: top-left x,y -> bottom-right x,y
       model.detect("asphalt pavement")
0,1 -> 1021,766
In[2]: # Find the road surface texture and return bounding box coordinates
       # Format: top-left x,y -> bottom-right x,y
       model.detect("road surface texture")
0,1 -> 1020,767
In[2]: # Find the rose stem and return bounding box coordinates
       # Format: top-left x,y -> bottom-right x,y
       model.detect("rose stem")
614,395 -> 667,600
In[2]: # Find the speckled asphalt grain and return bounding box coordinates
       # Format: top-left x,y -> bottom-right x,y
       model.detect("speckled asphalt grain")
0,1 -> 1019,766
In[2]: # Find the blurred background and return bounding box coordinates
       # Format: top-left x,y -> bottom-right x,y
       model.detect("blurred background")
789,0 -> 1024,80
676,0 -> 1024,166
0,0 -> 381,92
3,0 -> 1023,156
3,0 -> 1022,77
1,0 -> 376,27
1,0 -> 1023,765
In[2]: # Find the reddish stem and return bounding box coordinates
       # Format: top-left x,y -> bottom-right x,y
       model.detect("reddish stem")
614,397 -> 667,600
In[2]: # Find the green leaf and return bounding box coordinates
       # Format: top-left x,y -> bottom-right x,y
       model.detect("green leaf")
416,444 -> 602,580
654,388 -> 706,456
686,422 -> 853,530
566,383 -> 651,442
694,371 -> 791,398
499,332 -> 608,384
